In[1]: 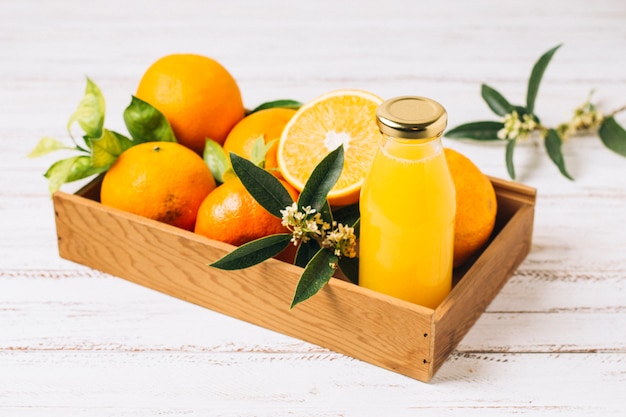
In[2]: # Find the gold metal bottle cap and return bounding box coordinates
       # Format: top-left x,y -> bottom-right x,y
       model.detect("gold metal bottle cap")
376,96 -> 447,139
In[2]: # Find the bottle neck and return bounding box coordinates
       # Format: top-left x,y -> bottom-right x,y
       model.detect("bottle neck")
379,133 -> 443,161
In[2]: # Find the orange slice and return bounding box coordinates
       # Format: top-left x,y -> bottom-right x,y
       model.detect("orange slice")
277,89 -> 383,206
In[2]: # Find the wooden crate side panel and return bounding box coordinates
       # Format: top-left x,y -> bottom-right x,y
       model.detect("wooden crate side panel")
432,203 -> 535,373
490,176 -> 537,212
53,191 -> 435,382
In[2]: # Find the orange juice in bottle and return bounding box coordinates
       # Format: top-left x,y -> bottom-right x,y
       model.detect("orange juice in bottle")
359,96 -> 456,309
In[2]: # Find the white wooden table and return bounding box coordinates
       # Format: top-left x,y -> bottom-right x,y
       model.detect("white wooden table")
2,1 -> 625,415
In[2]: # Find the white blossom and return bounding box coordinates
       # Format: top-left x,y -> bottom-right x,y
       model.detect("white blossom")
557,98 -> 604,140
497,111 -> 538,141
279,203 -> 357,258
321,223 -> 357,258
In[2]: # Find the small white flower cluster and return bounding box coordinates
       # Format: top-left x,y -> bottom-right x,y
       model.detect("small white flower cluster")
558,101 -> 604,140
497,111 -> 538,141
280,203 -> 357,258
280,203 -> 324,244
321,222 -> 357,258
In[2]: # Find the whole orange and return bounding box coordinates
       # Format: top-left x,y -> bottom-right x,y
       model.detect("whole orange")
222,107 -> 297,174
135,54 -> 245,154
444,148 -> 498,268
194,176 -> 299,247
101,142 -> 216,231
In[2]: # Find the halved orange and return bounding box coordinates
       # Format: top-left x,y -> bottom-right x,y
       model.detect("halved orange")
276,89 -> 383,206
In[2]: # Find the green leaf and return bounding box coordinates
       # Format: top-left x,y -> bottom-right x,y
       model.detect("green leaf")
294,239 -> 321,268
332,203 -> 360,231
203,139 -> 230,183
544,128 -> 573,180
338,256 -> 359,284
291,249 -> 338,309
598,116 -> 626,157
250,136 -> 277,167
250,99 -> 302,114
230,152 -> 295,217
527,44 -> 562,115
351,217 -> 360,239
505,139 -> 517,180
210,234 -> 292,270
318,200 -> 334,226
298,145 -> 344,213
481,84 -> 514,116
44,155 -> 106,194
445,121 -> 504,141
28,137 -> 75,158
123,96 -> 176,143
67,77 -> 105,140
89,129 -> 133,169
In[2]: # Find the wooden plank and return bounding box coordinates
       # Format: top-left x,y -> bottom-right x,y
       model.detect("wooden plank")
433,201 -> 535,374
3,266 -> 623,313
53,191 -> 435,381
1,272 -> 624,354
51,173 -> 535,382
1,350 -> 623,416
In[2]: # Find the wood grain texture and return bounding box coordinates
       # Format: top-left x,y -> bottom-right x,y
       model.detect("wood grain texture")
53,189 -> 434,380
433,203 -> 535,373
432,179 -> 536,374
51,176 -> 534,382
0,350 -> 623,416
2,0 -> 626,414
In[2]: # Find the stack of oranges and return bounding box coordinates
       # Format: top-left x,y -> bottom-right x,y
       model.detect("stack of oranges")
100,53 -> 497,268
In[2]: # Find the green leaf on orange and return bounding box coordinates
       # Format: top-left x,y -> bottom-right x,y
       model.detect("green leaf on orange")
203,139 -> 230,183
298,145 -> 344,214
123,96 -> 176,143
250,135 -> 276,167
230,152 -> 295,218
89,129 -> 133,169
250,99 -> 302,114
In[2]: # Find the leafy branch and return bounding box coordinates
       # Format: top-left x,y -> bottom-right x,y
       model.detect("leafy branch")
28,78 -> 176,193
29,77 -> 302,193
445,44 -> 626,180
29,76 -> 345,309
210,145 -> 360,309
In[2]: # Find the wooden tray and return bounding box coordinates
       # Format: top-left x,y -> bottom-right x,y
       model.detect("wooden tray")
52,176 -> 536,382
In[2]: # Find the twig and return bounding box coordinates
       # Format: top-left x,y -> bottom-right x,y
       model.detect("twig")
610,104 -> 626,117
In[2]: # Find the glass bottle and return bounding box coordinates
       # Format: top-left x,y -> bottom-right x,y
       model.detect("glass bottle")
359,96 -> 456,309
